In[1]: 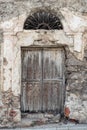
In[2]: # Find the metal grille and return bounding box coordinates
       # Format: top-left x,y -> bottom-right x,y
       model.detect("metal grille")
24,10 -> 63,30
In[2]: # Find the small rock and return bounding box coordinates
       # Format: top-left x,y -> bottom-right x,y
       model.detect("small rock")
44,113 -> 54,118
52,114 -> 60,123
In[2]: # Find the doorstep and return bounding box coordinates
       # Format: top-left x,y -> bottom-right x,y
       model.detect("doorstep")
1,124 -> 87,130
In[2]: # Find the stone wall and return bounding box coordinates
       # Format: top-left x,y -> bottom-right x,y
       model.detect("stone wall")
0,29 -> 3,101
65,44 -> 87,123
64,31 -> 87,123
0,0 -> 87,23
0,0 -> 87,127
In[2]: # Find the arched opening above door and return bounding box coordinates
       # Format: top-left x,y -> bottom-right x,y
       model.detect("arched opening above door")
23,10 -> 63,30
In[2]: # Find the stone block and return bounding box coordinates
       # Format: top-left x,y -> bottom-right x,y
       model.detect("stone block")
74,33 -> 82,52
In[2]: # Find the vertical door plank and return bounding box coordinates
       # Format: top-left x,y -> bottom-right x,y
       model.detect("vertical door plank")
21,48 -> 42,112
27,50 -> 42,80
26,82 -> 41,112
42,48 -> 64,112
22,50 -> 29,81
43,81 -> 52,111
21,82 -> 28,112
43,48 -> 63,79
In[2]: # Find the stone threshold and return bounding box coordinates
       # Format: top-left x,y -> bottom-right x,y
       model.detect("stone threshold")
1,124 -> 87,130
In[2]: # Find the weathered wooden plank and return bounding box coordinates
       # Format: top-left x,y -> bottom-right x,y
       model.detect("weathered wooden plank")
26,82 -> 41,112
42,48 -> 64,112
22,48 -> 42,81
27,50 -> 42,80
21,82 -> 28,112
42,81 -> 62,112
42,82 -> 48,111
21,82 -> 42,112
21,49 -> 42,112
43,48 -> 63,79
51,81 -> 61,112
22,50 -> 29,81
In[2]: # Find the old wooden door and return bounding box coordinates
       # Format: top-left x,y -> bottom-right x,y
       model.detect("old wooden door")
21,48 -> 65,113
